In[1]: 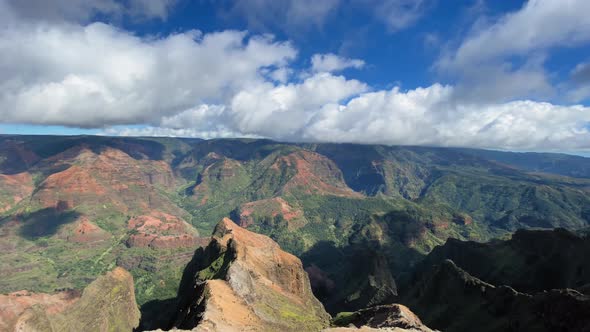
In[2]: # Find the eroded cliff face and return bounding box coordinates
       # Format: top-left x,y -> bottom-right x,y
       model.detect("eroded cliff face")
170,218 -> 331,332
403,259 -> 590,332
4,267 -> 140,332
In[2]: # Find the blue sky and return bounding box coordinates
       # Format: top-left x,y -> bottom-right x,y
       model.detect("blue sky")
1,0 -> 590,153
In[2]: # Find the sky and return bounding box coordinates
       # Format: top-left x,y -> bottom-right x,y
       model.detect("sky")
1,0 -> 590,153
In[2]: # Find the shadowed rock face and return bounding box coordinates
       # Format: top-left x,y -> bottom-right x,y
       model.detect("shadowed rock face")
3,267 -> 139,332
403,260 -> 590,332
413,228 -> 590,294
170,218 -> 331,332
330,304 -> 434,332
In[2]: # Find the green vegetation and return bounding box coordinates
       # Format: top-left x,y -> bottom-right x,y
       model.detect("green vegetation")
1,135 -> 590,315
332,311 -> 356,326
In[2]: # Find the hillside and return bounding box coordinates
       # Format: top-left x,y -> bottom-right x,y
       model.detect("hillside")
1,135 -> 590,317
402,259 -> 590,332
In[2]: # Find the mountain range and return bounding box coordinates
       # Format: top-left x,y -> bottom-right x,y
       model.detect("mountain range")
1,134 -> 590,331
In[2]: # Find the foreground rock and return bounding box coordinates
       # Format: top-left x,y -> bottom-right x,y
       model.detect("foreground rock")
168,218 -> 331,331
403,259 -> 590,332
328,304 -> 434,332
6,267 -> 139,332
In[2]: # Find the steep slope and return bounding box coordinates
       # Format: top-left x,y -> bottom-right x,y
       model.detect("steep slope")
0,172 -> 34,213
2,134 -> 590,324
457,148 -> 590,179
169,218 -> 331,332
126,211 -> 203,249
312,143 -> 590,231
4,267 -> 139,332
30,145 -> 180,215
402,260 -> 590,332
254,150 -> 361,198
330,304 -> 434,332
412,228 -> 590,294
235,197 -> 306,230
0,138 -> 40,174
0,137 -> 202,315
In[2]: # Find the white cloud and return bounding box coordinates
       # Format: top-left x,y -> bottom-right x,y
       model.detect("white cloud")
311,53 -> 365,73
3,0 -> 590,152
304,85 -> 590,150
228,73 -> 367,138
445,0 -> 590,67
0,19 -> 296,127
102,125 -> 247,140
437,0 -> 590,102
267,67 -> 292,83
103,82 -> 590,151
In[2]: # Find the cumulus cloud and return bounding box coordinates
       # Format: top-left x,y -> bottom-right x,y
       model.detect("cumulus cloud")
311,53 -> 365,73
104,83 -> 590,151
228,73 -> 367,138
0,20 -> 295,127
438,0 -> 590,102
303,85 -> 590,150
2,0 -> 590,152
444,0 -> 590,67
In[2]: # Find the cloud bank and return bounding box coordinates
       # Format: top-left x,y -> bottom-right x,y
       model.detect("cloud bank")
437,0 -> 590,103
1,0 -> 590,151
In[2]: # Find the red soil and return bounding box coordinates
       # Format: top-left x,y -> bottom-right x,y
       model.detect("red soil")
0,172 -> 34,212
32,146 -> 178,213
0,290 -> 80,331
67,217 -> 110,243
126,211 -> 202,249
239,197 -> 305,229
274,150 -> 361,197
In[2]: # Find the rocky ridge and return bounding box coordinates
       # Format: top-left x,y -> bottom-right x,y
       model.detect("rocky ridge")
168,218 -> 331,331
403,259 -> 590,332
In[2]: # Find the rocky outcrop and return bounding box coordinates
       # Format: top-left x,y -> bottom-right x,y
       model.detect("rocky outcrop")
126,211 -> 204,249
8,267 -> 140,332
236,197 -> 306,230
402,259 -> 590,332
330,304 -> 434,332
267,150 -> 361,197
65,217 -> 110,243
169,218 -> 331,332
31,146 -> 182,216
